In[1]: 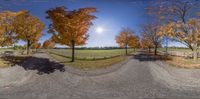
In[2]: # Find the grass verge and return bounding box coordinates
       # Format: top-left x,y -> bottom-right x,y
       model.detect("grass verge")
165,56 -> 200,69
142,52 -> 200,69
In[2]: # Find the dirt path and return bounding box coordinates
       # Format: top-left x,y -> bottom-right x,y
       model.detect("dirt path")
1,52 -> 200,99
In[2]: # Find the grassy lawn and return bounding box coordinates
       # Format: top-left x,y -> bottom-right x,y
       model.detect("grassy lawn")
46,49 -> 133,70
49,53 -> 127,70
46,49 -> 135,60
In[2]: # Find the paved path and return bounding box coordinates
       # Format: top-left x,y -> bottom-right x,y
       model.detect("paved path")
1,52 -> 200,99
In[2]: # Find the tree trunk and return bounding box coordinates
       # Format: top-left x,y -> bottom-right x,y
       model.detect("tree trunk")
125,44 -> 128,55
193,43 -> 198,61
165,46 -> 168,55
71,40 -> 75,62
154,44 -> 157,55
148,47 -> 151,53
165,37 -> 168,55
27,40 -> 30,55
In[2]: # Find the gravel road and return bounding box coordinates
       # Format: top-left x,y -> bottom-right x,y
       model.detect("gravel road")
1,52 -> 200,99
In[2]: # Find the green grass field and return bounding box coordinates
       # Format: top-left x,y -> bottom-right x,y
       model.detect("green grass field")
46,49 -> 135,70
47,49 -> 135,60
50,53 -> 126,70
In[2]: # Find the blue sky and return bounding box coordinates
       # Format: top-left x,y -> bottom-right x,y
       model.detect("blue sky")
0,0 -> 185,47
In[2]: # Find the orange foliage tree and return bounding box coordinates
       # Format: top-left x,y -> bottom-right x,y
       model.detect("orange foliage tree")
43,40 -> 55,49
148,0 -> 199,54
129,35 -> 140,50
159,17 -> 200,60
13,11 -> 45,54
46,6 -> 97,62
0,10 -> 26,47
116,28 -> 139,55
141,37 -> 154,53
198,12 -> 200,17
33,42 -> 41,48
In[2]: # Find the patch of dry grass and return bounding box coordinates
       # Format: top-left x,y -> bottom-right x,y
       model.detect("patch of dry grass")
0,55 -> 29,68
143,52 -> 200,69
165,56 -> 200,69
0,58 -> 12,68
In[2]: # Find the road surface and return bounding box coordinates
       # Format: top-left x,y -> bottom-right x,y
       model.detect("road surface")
1,52 -> 200,99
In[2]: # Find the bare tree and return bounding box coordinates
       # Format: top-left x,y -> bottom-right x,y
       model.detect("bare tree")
148,0 -> 199,55
142,23 -> 162,55
148,0 -> 199,23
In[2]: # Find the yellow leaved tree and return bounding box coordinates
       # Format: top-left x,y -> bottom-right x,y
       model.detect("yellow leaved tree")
0,10 -> 27,47
148,0 -> 199,54
13,11 -> 45,54
32,42 -> 41,52
141,37 -> 154,53
129,35 -> 140,51
43,40 -> 55,49
116,28 -> 139,55
160,17 -> 200,60
46,6 -> 97,62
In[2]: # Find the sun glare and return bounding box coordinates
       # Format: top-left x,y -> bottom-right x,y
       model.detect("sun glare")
95,27 -> 104,34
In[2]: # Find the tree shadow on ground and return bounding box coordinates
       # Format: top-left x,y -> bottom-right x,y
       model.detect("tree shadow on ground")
1,55 -> 65,75
133,51 -> 172,62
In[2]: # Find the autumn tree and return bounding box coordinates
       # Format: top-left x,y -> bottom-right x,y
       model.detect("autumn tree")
148,0 -> 199,23
46,6 -> 96,62
141,37 -> 154,53
156,0 -> 200,60
13,11 -> 45,54
0,10 -> 26,47
129,35 -> 140,51
148,0 -> 199,54
32,42 -> 41,52
160,17 -> 200,60
116,28 -> 138,55
43,40 -> 55,49
198,12 -> 200,17
142,24 -> 162,55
